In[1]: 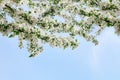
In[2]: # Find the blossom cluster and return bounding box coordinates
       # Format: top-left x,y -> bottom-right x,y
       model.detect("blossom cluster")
0,0 -> 120,57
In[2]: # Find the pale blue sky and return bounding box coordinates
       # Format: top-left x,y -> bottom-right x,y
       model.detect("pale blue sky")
0,27 -> 120,80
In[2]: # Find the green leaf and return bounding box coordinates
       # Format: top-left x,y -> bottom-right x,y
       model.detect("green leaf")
110,0 -> 112,2
8,34 -> 15,38
29,54 -> 35,57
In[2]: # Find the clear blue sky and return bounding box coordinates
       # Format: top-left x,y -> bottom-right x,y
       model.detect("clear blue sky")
0,27 -> 120,80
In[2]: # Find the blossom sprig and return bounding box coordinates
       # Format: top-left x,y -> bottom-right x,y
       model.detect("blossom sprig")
0,0 -> 120,57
